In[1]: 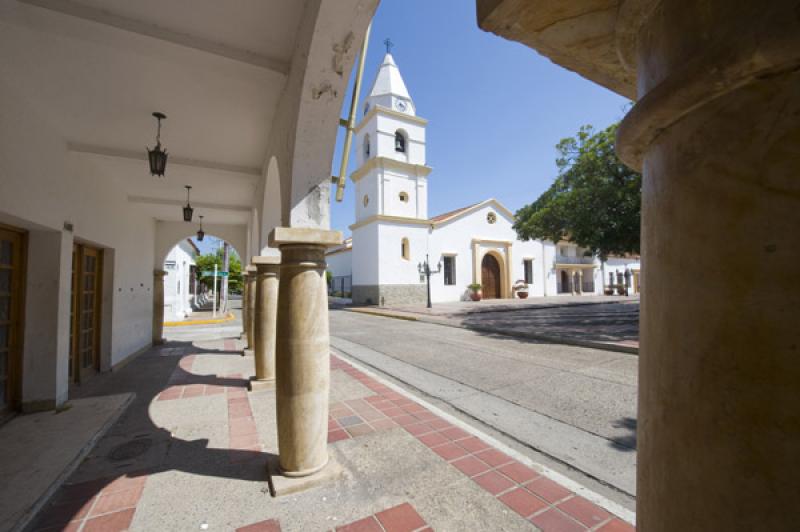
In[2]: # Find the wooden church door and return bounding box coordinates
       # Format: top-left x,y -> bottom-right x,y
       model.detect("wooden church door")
481,254 -> 501,299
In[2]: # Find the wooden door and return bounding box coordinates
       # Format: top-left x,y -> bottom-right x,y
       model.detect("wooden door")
0,227 -> 25,415
481,253 -> 501,299
70,244 -> 102,383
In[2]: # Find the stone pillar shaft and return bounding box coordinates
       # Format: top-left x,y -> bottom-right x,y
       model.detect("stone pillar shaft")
241,273 -> 249,342
270,227 -> 341,477
244,266 -> 256,352
250,256 -> 280,389
616,1 -> 800,529
152,269 -> 167,345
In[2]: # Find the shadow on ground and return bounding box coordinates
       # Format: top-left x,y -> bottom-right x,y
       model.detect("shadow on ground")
609,416 -> 637,451
30,337 -> 277,531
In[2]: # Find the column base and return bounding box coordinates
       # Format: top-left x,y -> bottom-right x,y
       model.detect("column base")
265,454 -> 342,497
248,377 -> 275,392
243,348 -> 254,357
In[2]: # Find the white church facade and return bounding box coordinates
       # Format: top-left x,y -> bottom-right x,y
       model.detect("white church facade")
327,52 -> 640,306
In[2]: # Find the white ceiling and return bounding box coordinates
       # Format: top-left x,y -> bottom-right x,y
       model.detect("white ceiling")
0,0 -> 305,223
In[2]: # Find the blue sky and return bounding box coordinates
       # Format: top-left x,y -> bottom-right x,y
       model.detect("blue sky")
329,0 -> 629,235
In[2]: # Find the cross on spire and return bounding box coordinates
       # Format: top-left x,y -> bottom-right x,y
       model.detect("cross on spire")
384,38 -> 394,54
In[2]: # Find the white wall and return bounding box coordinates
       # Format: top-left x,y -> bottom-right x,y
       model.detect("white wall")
351,223 -> 380,286
326,249 -> 352,279
0,77 -> 158,406
163,241 -> 196,320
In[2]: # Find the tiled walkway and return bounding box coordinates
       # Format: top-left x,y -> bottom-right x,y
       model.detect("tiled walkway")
30,335 -> 634,531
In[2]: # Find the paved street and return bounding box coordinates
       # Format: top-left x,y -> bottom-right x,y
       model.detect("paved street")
330,309 -> 638,502
353,297 -> 640,352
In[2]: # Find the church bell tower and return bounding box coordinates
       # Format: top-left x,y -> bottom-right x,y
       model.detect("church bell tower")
351,46 -> 432,223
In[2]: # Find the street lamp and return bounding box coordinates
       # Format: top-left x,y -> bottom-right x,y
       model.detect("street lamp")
197,215 -> 205,241
183,185 -> 194,222
147,112 -> 168,177
417,253 -> 441,309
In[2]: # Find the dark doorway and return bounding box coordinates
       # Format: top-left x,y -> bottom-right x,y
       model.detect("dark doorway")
481,254 -> 501,299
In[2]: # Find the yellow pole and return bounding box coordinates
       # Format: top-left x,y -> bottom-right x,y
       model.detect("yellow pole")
335,22 -> 371,202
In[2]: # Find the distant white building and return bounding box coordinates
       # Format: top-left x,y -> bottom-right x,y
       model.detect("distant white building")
163,239 -> 199,320
327,52 -> 640,305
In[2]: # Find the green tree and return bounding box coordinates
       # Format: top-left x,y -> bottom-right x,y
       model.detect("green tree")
514,123 -> 641,284
195,248 -> 243,293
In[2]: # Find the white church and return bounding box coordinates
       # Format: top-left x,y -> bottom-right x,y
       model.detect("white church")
327,52 -> 640,306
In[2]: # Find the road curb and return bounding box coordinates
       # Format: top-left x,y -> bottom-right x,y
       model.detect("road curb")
164,312 -> 235,327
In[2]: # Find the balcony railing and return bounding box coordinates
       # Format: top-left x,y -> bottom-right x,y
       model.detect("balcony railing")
555,255 -> 595,265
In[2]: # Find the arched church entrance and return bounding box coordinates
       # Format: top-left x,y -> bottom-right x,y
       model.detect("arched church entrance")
481,253 -> 502,299
560,270 -> 569,293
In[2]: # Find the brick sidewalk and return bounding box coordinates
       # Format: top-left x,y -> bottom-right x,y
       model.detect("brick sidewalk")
30,336 -> 635,531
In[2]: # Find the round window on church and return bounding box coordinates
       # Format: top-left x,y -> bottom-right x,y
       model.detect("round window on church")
399,192 -> 409,203
487,212 -> 497,224
363,195 -> 369,207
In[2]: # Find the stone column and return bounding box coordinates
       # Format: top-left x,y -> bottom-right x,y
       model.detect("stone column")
241,270 -> 249,343
152,269 -> 167,345
269,227 -> 341,477
614,2 -> 800,529
249,256 -> 280,391
244,265 -> 257,356
577,270 -> 583,295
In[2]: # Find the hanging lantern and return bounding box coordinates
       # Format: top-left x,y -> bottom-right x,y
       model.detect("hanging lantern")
147,112 -> 168,176
183,185 -> 194,222
197,215 -> 205,241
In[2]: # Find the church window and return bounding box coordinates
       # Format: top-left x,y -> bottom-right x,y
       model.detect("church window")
364,134 -> 371,159
487,212 -> 497,224
363,195 -> 369,207
399,191 -> 409,203
401,237 -> 410,260
395,130 -> 406,153
443,256 -> 456,285
524,259 -> 533,284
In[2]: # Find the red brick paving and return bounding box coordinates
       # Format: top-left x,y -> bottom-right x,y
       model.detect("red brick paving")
375,502 -> 428,532
327,354 -> 635,531
498,487 -> 549,518
529,508 -> 587,532
236,518 -> 282,532
597,518 -> 637,531
32,474 -> 148,532
473,470 -> 517,495
525,476 -> 574,504
558,496 -> 612,528
335,515 -> 384,532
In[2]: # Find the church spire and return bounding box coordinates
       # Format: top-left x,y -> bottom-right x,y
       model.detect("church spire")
364,43 -> 415,116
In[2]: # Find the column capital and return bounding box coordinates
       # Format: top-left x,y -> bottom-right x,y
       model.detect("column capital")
245,265 -> 257,274
253,256 -> 281,274
153,269 -> 167,278
268,227 -> 342,248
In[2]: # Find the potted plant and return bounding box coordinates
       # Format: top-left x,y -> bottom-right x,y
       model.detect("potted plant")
513,280 -> 529,299
604,286 -> 615,296
616,283 -> 626,296
468,283 -> 482,301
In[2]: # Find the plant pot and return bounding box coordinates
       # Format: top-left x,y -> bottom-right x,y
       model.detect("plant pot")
616,286 -> 626,295
517,291 -> 529,299
604,288 -> 614,296
470,290 -> 482,301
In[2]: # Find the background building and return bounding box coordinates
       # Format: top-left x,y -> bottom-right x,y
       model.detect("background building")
163,239 -> 198,321
327,52 -> 640,305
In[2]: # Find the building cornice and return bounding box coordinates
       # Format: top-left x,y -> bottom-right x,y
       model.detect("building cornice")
472,238 -> 514,246
354,105 -> 428,134
349,215 -> 432,231
350,157 -> 432,183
